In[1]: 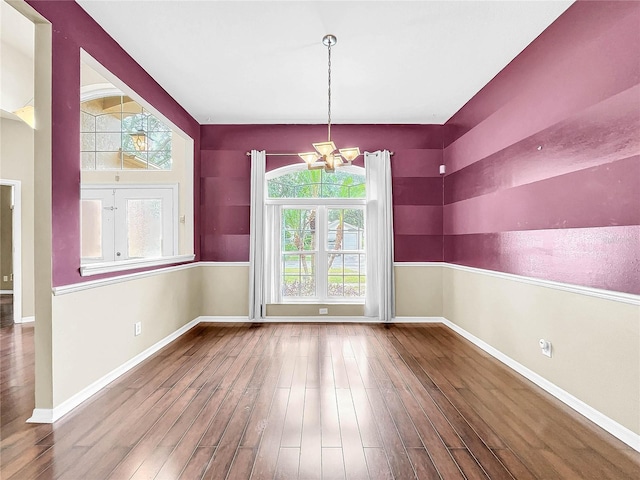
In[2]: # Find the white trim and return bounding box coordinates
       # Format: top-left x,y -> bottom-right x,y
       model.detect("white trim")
197,316 -> 250,323
15,315 -> 35,324
197,315 -> 446,324
393,316 -> 446,323
394,262 -> 444,267
394,262 -> 444,268
27,409 -> 54,424
80,83 -> 122,102
80,254 -> 194,277
394,262 -> 639,305
444,263 -> 640,306
440,318 -> 640,452
265,163 -> 365,181
1,179 -> 22,324
53,260 -> 197,295
27,317 -> 200,424
0,290 -> 14,294
23,312 -> 640,451
266,198 -> 366,206
199,262 -> 250,267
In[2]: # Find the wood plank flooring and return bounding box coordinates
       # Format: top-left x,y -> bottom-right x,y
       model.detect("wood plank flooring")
0,294 -> 13,327
1,322 -> 639,479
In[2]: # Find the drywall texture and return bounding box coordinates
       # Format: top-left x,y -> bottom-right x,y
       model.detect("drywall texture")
200,264 -> 443,319
200,125 -> 444,262
266,304 -> 364,317
443,266 -> 640,436
51,267 -> 201,406
444,1 -> 640,295
441,0 -> 640,440
26,0 -> 200,287
200,264 -> 250,317
394,264 -> 443,318
0,118 -> 35,316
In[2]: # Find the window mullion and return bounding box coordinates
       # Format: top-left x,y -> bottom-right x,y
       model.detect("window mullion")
113,189 -> 127,260
317,206 -> 328,301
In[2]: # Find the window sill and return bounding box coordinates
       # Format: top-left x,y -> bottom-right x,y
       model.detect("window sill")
278,299 -> 365,305
80,254 -> 195,277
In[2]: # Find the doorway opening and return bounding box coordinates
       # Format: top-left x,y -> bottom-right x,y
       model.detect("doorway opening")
1,180 -> 22,326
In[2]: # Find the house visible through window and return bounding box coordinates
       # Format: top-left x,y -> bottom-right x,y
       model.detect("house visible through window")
266,166 -> 365,303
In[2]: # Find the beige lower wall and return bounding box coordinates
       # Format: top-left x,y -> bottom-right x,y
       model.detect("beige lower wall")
395,264 -> 443,317
266,304 -> 364,317
0,117 -> 35,317
51,266 -> 201,406
443,266 -> 640,436
200,264 -> 249,317
43,261 -> 639,442
200,263 -> 443,319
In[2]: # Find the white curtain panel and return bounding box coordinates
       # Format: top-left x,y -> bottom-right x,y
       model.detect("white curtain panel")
364,150 -> 395,321
248,150 -> 266,320
263,204 -> 280,305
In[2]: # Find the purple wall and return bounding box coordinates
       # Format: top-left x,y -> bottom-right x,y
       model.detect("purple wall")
27,1 -> 201,287
444,1 -> 640,294
200,125 -> 444,262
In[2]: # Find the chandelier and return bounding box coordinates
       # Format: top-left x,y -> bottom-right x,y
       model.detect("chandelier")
298,34 -> 361,172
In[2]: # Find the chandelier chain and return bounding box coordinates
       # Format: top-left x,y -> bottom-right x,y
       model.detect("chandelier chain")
327,40 -> 332,142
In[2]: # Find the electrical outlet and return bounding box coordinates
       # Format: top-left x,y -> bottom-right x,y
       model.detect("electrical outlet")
319,308 -> 328,315
2,276 -> 7,282
134,322 -> 142,336
539,339 -> 552,358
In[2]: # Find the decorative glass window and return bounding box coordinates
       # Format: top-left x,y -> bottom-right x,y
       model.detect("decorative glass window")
266,165 -> 366,303
81,96 -> 172,170
80,185 -> 176,264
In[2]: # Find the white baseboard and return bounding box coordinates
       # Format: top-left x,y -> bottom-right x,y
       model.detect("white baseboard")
25,313 -> 639,452
197,316 -> 446,324
393,316 -> 446,323
15,315 -> 35,324
440,318 -> 640,453
26,408 -> 54,423
197,316 -> 250,323
27,317 -> 200,424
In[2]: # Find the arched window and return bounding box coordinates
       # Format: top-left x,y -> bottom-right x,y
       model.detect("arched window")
265,164 -> 366,302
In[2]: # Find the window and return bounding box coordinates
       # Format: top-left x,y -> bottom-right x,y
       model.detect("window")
79,53 -> 195,276
81,95 -> 172,171
80,185 -> 177,265
266,166 -> 366,303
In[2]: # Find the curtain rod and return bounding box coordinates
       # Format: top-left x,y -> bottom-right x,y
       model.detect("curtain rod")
244,151 -> 394,156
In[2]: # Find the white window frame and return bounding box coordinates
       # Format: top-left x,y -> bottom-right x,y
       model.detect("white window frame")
267,197 -> 366,304
80,184 -> 186,276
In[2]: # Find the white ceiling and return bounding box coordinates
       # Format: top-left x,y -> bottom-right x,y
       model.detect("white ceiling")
79,2 -> 571,124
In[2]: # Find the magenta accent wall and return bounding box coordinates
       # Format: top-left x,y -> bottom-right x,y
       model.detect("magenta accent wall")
200,125 -> 444,262
444,0 -> 640,294
26,1 -> 201,287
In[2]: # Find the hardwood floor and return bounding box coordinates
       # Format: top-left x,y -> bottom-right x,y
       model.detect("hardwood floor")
1,322 -> 639,479
0,294 -> 13,327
